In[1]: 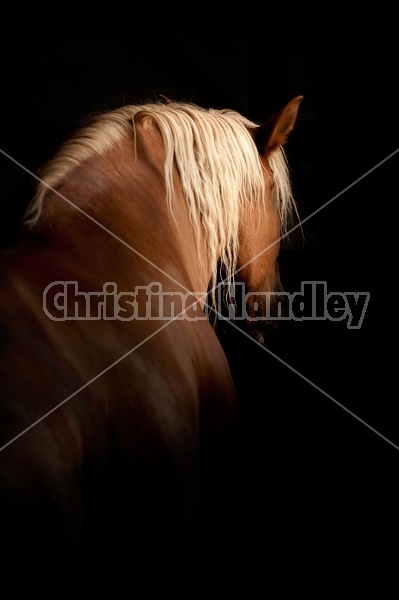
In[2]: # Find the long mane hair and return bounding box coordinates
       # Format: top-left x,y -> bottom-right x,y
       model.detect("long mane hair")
23,100 -> 296,296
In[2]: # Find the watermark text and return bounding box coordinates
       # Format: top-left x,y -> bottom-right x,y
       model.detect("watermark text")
43,281 -> 370,329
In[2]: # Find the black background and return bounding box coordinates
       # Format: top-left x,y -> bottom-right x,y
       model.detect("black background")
1,33 -> 398,589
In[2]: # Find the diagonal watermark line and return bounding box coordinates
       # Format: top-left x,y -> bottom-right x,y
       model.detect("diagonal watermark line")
221,147 -> 399,452
0,304 -> 192,453
0,148 -> 200,301
233,146 -> 399,278
1,145 -> 397,455
219,313 -> 399,452
0,146 -> 209,454
2,145 -> 398,307
2,284 -> 397,455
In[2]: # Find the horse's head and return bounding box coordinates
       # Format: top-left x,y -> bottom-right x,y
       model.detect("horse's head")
234,96 -> 303,345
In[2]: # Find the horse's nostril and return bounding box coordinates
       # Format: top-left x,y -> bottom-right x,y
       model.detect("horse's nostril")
253,329 -> 265,345
0,93 -> 302,580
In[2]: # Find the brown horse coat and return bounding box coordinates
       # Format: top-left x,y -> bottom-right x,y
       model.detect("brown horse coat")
0,97 -> 302,586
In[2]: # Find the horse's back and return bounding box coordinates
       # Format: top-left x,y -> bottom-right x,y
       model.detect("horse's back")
0,245 -> 237,581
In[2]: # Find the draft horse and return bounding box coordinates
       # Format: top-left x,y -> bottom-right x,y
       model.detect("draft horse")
0,95 -> 302,584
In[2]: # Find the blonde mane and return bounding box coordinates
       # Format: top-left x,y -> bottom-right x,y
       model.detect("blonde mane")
24,100 -> 296,296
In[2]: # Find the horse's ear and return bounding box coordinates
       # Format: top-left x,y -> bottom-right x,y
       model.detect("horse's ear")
254,95 -> 303,155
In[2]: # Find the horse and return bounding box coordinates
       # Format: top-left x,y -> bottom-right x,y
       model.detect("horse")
0,95 -> 302,588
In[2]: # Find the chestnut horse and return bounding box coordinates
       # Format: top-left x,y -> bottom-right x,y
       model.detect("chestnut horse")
0,96 -> 302,587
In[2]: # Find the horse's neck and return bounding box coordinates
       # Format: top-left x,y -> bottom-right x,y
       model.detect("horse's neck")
28,137 -> 212,298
